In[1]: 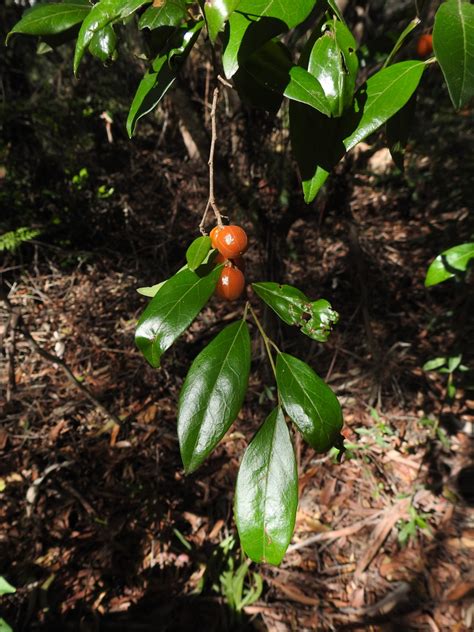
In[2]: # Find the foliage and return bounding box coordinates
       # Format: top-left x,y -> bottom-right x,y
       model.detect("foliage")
0,226 -> 41,252
6,0 -> 474,567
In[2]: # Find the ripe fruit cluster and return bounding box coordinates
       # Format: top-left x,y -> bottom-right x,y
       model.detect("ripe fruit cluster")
210,225 -> 248,301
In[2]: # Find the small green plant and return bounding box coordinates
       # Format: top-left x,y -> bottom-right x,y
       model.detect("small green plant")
423,354 -> 468,400
71,167 -> 89,190
419,417 -> 450,449
0,226 -> 41,252
0,576 -> 16,632
397,504 -> 431,546
210,536 -> 263,615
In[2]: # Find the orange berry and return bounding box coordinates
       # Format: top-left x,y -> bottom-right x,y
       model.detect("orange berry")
209,225 -> 222,249
215,225 -> 248,259
417,34 -> 433,58
215,266 -> 245,301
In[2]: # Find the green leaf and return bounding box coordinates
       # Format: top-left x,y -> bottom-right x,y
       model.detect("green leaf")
127,21 -> 202,137
0,576 -> 16,596
303,166 -> 329,203
252,282 -> 338,342
74,0 -> 152,74
135,264 -> 222,367
7,2 -> 91,42
245,41 -> 331,116
233,63 -> 283,113
308,17 -> 358,116
0,619 -> 13,632
235,407 -> 298,565
186,236 -> 212,271
223,0 -> 316,78
433,0 -> 474,109
423,357 -> 447,371
343,61 -> 426,152
178,320 -> 251,473
425,243 -> 474,287
139,0 -> 188,30
276,353 -> 343,452
89,24 -> 117,61
137,264 -> 188,297
290,101 -> 341,202
204,0 -> 240,43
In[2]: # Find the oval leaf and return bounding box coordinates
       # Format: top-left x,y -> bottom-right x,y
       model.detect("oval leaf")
235,407 -> 298,565
252,282 -> 338,342
425,243 -> 474,287
245,41 -> 331,116
343,61 -> 426,152
186,236 -> 212,271
139,0 -> 188,30
7,2 -> 91,42
74,0 -> 152,74
433,0 -> 474,109
276,353 -> 343,452
178,320 -> 251,473
127,21 -> 202,137
223,0 -> 315,78
308,18 -> 358,117
135,264 -> 222,367
89,24 -> 117,61
204,0 -> 240,43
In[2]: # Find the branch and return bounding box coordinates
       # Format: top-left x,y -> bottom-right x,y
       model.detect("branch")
199,84 -> 225,234
1,287 -> 122,427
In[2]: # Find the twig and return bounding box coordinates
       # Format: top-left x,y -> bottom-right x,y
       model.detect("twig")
287,513 -> 381,553
0,287 -> 122,427
199,86 -> 224,234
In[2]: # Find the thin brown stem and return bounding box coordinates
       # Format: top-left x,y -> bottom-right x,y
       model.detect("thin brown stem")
199,86 -> 224,234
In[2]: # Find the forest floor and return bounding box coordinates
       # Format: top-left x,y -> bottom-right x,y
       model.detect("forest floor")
1,85 -> 474,632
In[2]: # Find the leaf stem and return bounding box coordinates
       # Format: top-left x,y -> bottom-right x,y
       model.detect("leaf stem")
247,303 -> 279,379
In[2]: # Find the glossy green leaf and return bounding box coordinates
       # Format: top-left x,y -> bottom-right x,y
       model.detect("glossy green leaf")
137,264 -> 188,297
7,2 -> 91,42
74,0 -> 152,73
433,0 -> 474,109
290,101 -> 342,203
233,64 -> 283,113
343,61 -> 426,152
252,282 -> 338,342
186,236 -> 212,271
89,24 -> 117,61
303,166 -> 329,203
223,0 -> 316,78
0,577 -> 16,596
127,21 -> 202,137
276,353 -> 343,452
204,0 -> 240,43
245,41 -> 331,116
308,17 -> 358,116
178,320 -> 251,473
139,0 -> 188,30
425,243 -> 474,287
235,407 -> 298,565
135,264 -> 222,367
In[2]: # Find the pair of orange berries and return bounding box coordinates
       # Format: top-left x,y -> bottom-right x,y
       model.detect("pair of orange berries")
210,225 -> 248,301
